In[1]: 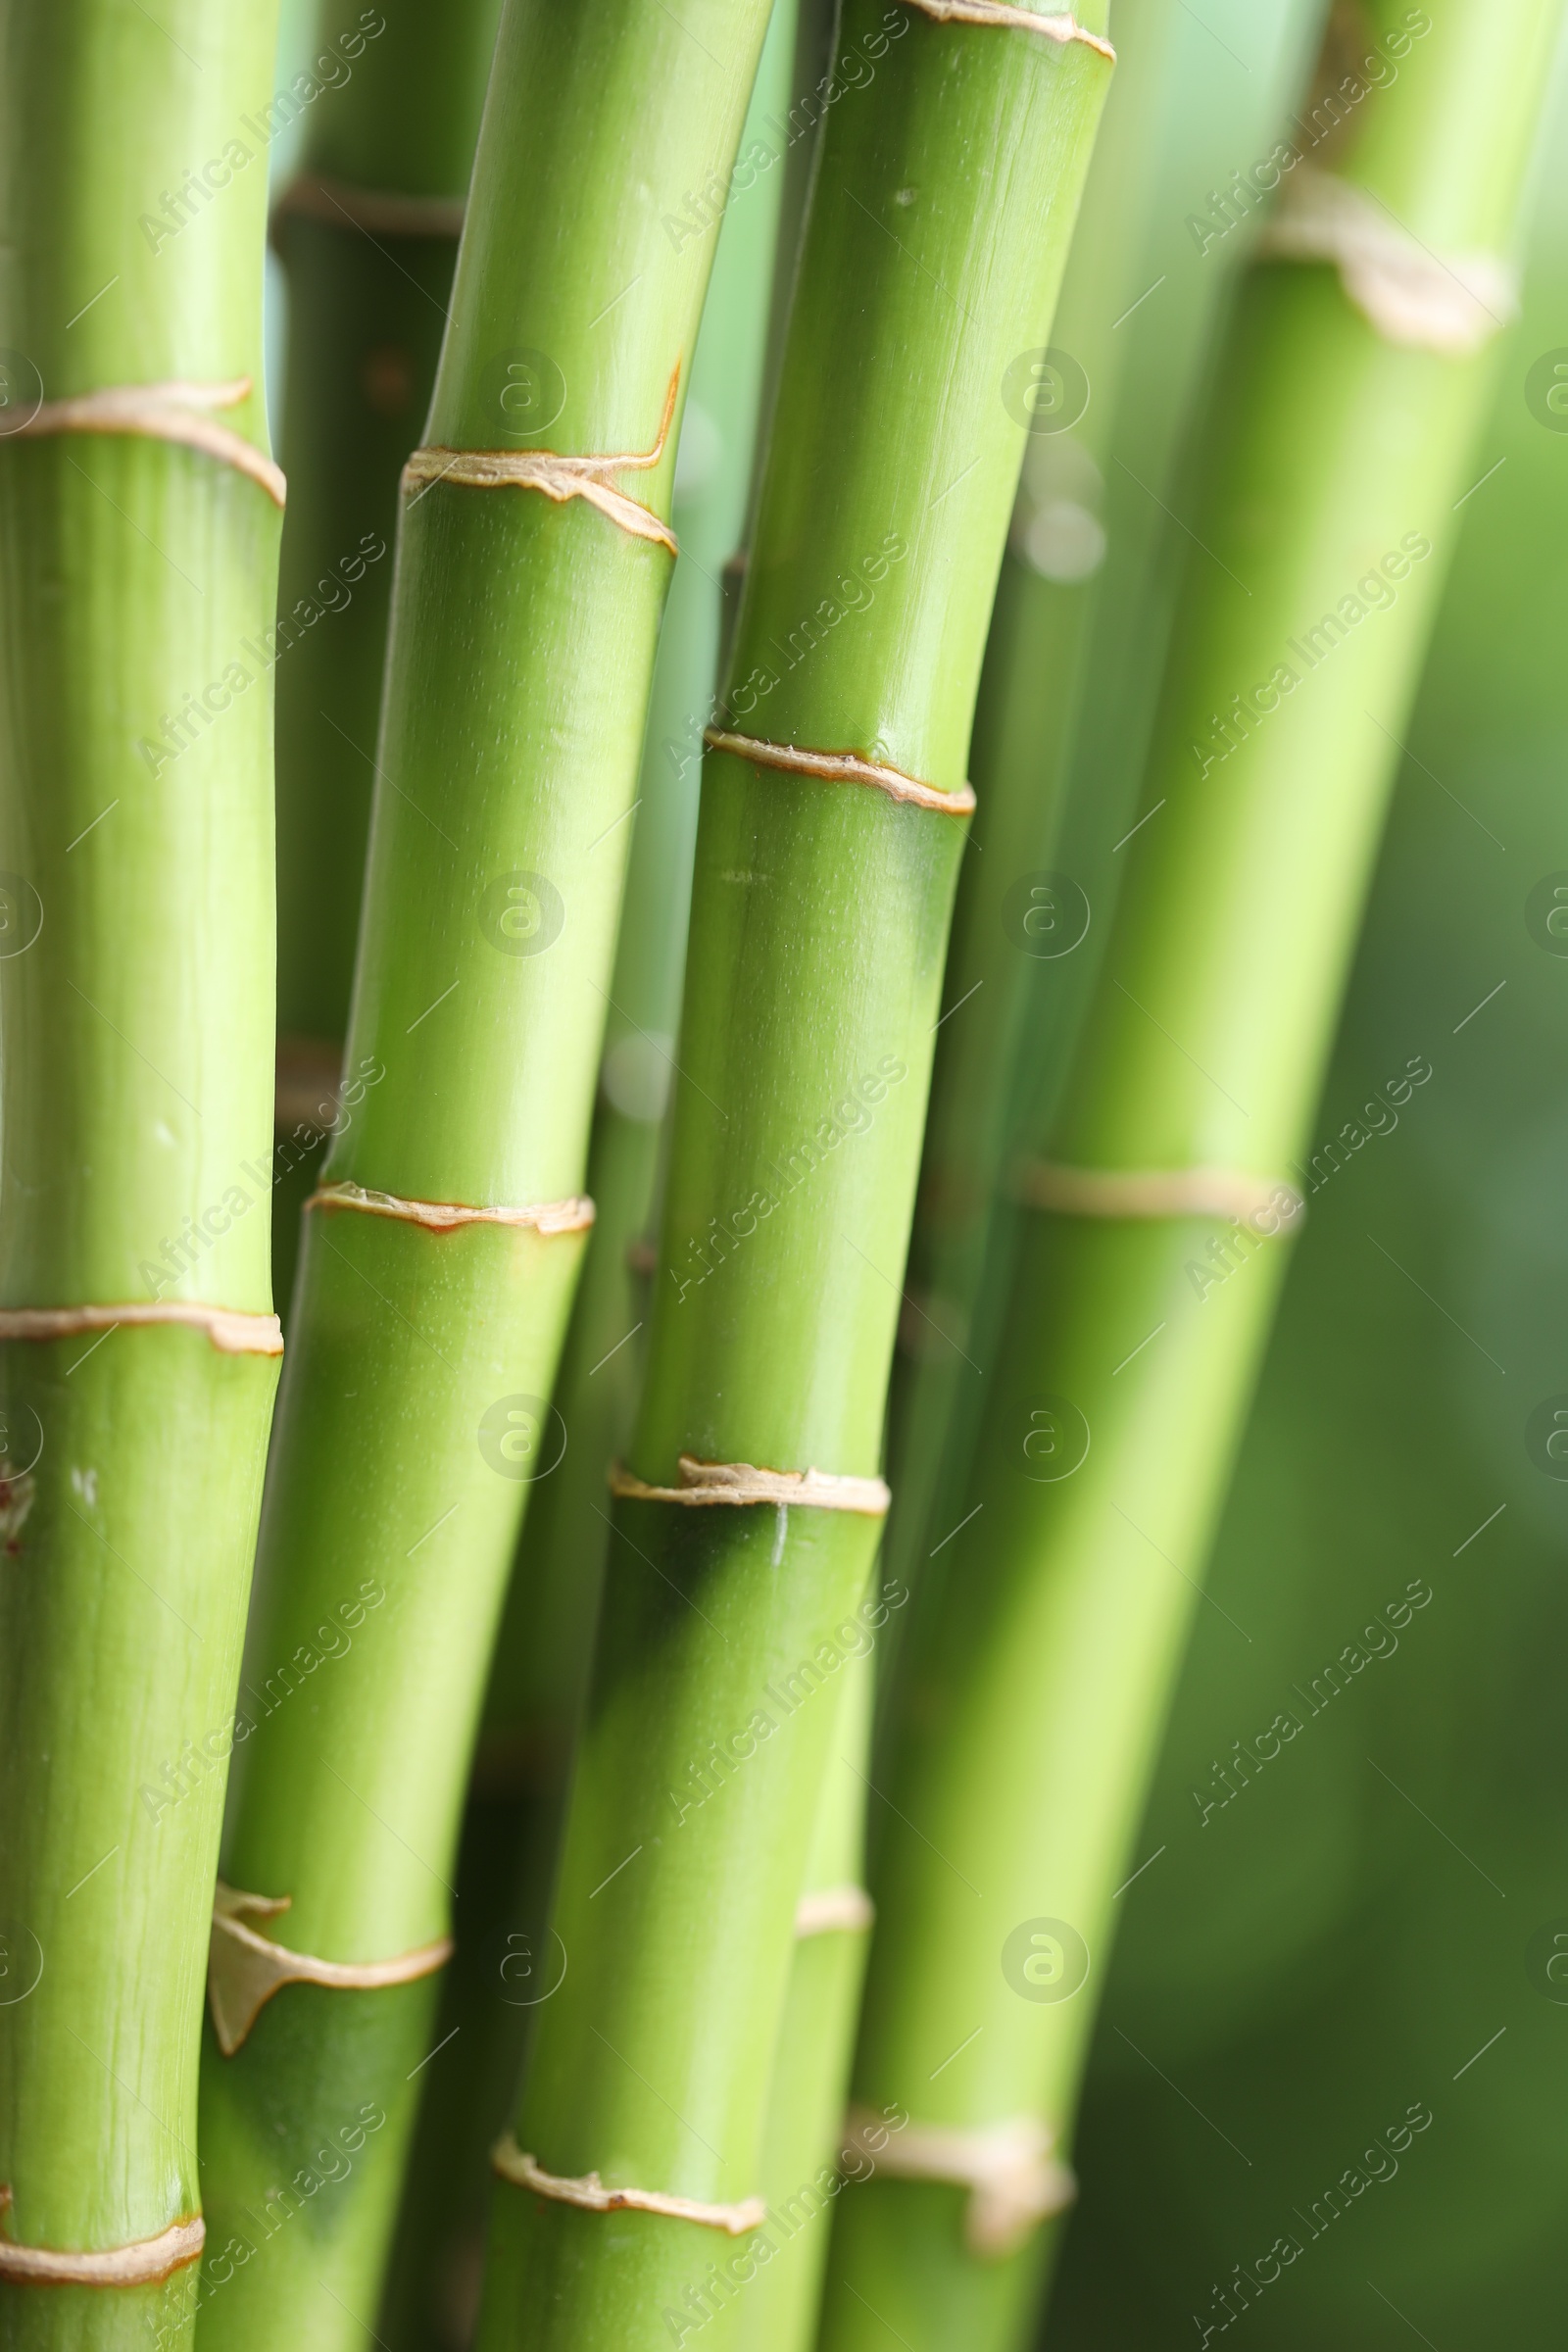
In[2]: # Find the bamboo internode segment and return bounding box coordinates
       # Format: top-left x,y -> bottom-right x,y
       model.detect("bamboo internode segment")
490,2134 -> 767,2235
0,2205 -> 205,2286
401,365 -> 682,553
1016,1161 -> 1305,1229
274,172 -> 466,239
11,378 -> 287,508
841,2107 -> 1075,2258
0,1301 -> 284,1355
703,728 -> 978,815
1258,166 -> 1518,357
206,1884 -> 454,2058
794,1885 -> 876,1938
610,1455 -> 893,1516
307,1180 -> 596,1235
898,0 -> 1114,59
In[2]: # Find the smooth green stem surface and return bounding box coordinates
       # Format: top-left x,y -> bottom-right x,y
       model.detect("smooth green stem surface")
478,8 -> 1112,2347
197,3 -> 776,2344
880,0 -> 1324,1636
822,7 -> 1567,2348
0,3 -> 282,2347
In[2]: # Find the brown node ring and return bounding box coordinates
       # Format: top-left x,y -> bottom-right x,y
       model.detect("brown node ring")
307,1180 -> 595,1236
402,365 -> 681,554
0,2194 -> 204,2287
273,173 -> 466,239
842,2107 -> 1075,2258
704,729 -> 976,816
490,2133 -> 766,2236
898,0 -> 1115,61
611,1454 -> 892,1517
1016,1162 -> 1304,1229
0,1302 -> 283,1357
11,379 -> 285,508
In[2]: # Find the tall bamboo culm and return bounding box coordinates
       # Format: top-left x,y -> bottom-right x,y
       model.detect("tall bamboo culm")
821,6 -> 1567,2349
0,3 -> 286,2348
376,16 -> 804,2338
269,0 -> 502,1303
881,0 -> 1324,1620
738,11 -> 1329,2340
195,3 -> 775,2345
475,7 -> 1113,2349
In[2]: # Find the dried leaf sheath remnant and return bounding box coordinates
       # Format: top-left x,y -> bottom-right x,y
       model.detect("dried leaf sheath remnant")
207,1885 -> 453,2057
13,378 -> 287,506
839,2111 -> 1075,2258
1259,165 -> 1519,356
401,365 -> 683,552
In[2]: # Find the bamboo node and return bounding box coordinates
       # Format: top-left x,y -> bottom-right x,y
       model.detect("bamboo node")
1257,166 -> 1518,357
0,1301 -> 283,1356
1015,1162 -> 1305,1230
795,1885 -> 875,1938
703,729 -> 977,816
273,173 -> 466,239
0,2194 -> 204,2286
9,378 -> 286,507
490,2133 -> 766,2235
841,2107 -> 1074,2257
402,364 -> 680,554
207,1882 -> 453,2057
307,1180 -> 595,1236
897,0 -> 1115,58
610,1454 -> 892,1517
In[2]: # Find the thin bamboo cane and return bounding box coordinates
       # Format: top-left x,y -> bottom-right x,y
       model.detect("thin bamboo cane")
475,8 -> 1114,2347
194,4 -> 775,2345
269,0 -> 502,1305
881,0 -> 1325,1627
0,4 -> 284,2349
374,21 -> 804,2337
738,19 -> 1330,2349
747,1653 -> 879,2352
821,6 -> 1567,2348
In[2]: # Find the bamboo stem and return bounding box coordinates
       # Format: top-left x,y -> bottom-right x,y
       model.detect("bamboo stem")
269,0 -> 504,1307
193,3 -> 777,2343
0,4 -> 284,2348
822,6 -> 1567,2347
476,8 -> 1113,2346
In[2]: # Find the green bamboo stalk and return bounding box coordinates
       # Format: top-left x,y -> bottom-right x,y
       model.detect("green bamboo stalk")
821,6 -> 1566,2348
476,0 -> 803,1797
193,6 -> 776,2346
474,9 -> 1113,2348
373,21 -> 805,2338
881,0 -> 1325,1619
269,0 -> 502,1307
748,1650 -> 878,2352
0,2 -> 285,2347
